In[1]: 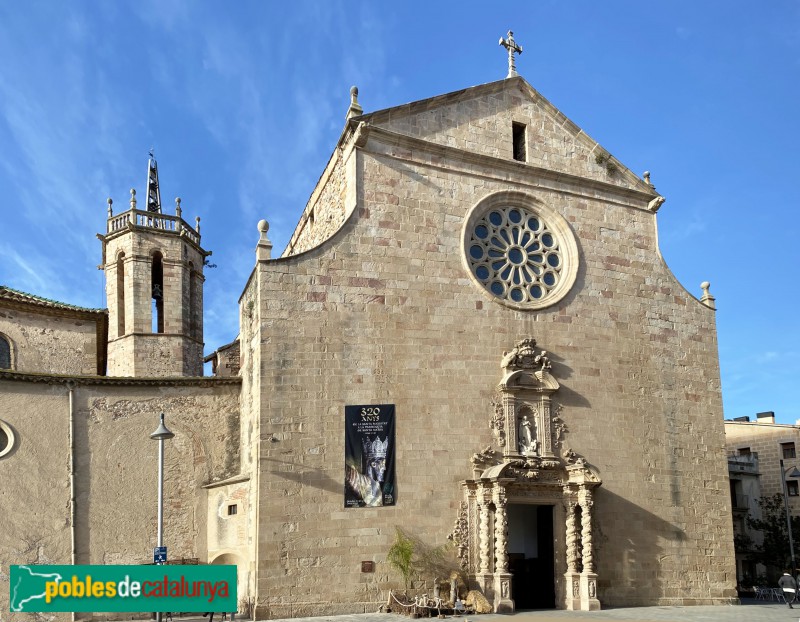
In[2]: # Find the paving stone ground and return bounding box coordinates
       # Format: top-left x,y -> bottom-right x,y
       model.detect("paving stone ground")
136,600 -> 800,622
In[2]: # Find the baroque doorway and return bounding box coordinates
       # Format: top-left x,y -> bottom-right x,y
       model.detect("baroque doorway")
449,338 -> 601,612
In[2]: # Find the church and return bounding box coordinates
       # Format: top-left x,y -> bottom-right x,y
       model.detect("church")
0,34 -> 737,618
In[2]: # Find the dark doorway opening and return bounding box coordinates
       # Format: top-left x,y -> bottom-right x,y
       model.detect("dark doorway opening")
507,504 -> 555,609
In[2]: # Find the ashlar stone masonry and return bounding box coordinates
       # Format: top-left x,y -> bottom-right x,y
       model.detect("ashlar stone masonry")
0,63 -> 736,620
244,75 -> 736,615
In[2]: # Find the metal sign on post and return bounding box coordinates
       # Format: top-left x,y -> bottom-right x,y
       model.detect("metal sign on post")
154,546 -> 167,564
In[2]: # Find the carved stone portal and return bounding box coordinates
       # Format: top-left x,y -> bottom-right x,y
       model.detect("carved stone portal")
452,338 -> 602,613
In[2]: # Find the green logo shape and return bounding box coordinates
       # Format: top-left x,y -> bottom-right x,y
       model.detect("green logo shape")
10,565 -> 237,612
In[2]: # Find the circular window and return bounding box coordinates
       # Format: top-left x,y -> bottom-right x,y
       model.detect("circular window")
462,192 -> 579,310
0,419 -> 15,459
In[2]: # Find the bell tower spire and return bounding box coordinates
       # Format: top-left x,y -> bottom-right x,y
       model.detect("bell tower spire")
99,154 -> 211,377
146,150 -> 162,213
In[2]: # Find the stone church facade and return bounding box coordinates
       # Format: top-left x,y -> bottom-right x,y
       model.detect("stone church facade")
0,64 -> 737,619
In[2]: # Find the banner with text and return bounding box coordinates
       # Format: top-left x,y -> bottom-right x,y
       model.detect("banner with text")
344,403 -> 395,508
9,564 -> 236,612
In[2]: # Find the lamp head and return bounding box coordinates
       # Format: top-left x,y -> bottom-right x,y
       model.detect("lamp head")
150,413 -> 175,441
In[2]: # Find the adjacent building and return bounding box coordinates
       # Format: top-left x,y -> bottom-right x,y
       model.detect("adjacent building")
727,449 -> 764,585
725,412 -> 800,583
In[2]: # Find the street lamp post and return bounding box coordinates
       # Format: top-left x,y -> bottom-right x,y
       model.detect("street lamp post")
780,458 -> 800,577
150,413 -> 174,622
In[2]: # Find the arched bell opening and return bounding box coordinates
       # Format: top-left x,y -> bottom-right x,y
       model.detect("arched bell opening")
151,251 -> 164,334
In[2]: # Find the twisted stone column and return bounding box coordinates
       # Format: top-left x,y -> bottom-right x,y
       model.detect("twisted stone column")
565,500 -> 579,573
580,491 -> 595,574
479,495 -> 492,574
493,495 -> 508,573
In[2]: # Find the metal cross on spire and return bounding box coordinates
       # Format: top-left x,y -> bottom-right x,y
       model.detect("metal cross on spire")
499,30 -> 523,78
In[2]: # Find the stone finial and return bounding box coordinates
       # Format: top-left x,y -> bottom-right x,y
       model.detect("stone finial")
130,188 -> 137,210
257,219 -> 273,261
700,281 -> 716,309
175,197 -> 182,218
107,197 -> 113,218
346,86 -> 363,120
499,30 -> 523,78
643,171 -> 653,187
195,216 -> 201,234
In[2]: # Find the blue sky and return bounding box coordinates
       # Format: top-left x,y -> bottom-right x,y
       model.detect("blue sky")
0,2 -> 798,423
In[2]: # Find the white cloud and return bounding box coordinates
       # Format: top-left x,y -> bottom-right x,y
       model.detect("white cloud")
0,245 -> 52,294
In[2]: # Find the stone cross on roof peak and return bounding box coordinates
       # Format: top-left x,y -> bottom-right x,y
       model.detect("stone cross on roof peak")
499,30 -> 523,79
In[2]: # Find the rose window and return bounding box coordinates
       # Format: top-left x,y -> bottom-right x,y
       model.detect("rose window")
467,205 -> 564,305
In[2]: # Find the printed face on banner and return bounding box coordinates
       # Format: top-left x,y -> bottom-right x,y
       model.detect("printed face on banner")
344,404 -> 395,508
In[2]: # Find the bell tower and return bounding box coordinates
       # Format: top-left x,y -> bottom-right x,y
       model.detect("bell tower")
99,155 -> 210,377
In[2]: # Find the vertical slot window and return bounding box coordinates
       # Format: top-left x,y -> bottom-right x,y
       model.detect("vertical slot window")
512,122 -> 527,162
188,263 -> 197,340
116,253 -> 126,337
152,252 -> 164,334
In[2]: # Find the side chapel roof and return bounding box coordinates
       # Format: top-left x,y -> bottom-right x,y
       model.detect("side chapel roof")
0,285 -> 107,315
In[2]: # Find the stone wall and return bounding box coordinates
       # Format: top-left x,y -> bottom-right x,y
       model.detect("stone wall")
107,333 -> 204,378
0,306 -> 101,375
246,81 -> 735,616
235,279 -> 262,605
0,381 -> 72,622
283,146 -> 353,257
207,340 -> 241,377
207,478 -> 251,599
0,375 -> 241,620
374,77 -> 640,191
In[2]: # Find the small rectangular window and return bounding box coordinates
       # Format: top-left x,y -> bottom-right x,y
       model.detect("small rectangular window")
788,481 -> 799,497
512,122 -> 527,162
227,504 -> 238,516
738,447 -> 751,456
782,442 -> 796,459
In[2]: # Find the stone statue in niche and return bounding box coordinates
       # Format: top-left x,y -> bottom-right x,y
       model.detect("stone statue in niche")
517,413 -> 538,455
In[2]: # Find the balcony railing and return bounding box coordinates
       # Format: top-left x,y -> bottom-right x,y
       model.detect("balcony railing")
107,209 -> 200,246
728,452 -> 759,473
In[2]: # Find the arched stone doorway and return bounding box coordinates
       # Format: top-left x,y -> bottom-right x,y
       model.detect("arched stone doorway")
210,552 -> 246,609
449,338 -> 601,612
